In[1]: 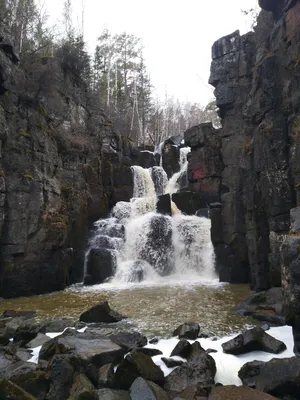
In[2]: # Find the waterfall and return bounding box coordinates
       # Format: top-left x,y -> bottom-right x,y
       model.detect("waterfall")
165,147 -> 190,195
84,144 -> 216,285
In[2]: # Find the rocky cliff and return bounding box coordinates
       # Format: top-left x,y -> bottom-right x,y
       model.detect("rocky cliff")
0,36 -> 135,298
208,0 -> 300,333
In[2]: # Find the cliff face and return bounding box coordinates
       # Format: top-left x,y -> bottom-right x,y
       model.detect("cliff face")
209,0 -> 300,324
0,38 -> 134,298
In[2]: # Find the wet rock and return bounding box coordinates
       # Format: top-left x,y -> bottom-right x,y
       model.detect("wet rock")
126,260 -> 149,282
138,151 -> 157,168
170,339 -> 192,358
80,301 -> 125,323
26,333 -> 51,349
135,348 -> 163,357
97,389 -> 130,400
149,338 -> 159,345
140,214 -> 174,276
5,361 -> 49,399
0,331 -> 10,346
173,323 -> 200,340
44,318 -> 75,333
39,331 -> 125,367
130,377 -> 169,400
166,133 -> 184,146
0,378 -> 37,399
0,351 -> 15,376
164,351 -> 216,394
84,249 -> 117,285
114,349 -> 164,390
254,357 -> 300,398
172,192 -> 206,215
176,385 -> 209,400
70,373 -> 98,400
236,288 -> 284,323
208,385 -> 278,400
238,360 -> 265,387
151,166 -> 168,196
98,363 -> 115,388
13,324 -> 44,345
206,349 -> 218,354
221,327 -> 286,355
161,357 -> 184,368
162,143 -> 180,179
109,331 -> 147,352
187,342 -> 206,361
15,349 -> 32,362
157,194 -> 172,216
46,355 -> 75,400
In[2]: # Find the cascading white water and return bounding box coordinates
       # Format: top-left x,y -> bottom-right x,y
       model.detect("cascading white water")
165,147 -> 191,195
85,145 -> 216,285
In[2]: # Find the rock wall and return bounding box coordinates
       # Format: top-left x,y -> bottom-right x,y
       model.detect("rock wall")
209,0 -> 300,323
0,38 -> 135,298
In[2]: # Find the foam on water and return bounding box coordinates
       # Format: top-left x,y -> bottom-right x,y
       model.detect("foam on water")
165,147 -> 190,194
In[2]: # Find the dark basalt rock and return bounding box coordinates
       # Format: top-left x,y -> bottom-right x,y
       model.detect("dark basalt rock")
46,355 -> 75,400
84,248 -> 117,285
162,143 -> 180,179
39,331 -> 125,367
114,350 -> 164,390
157,194 -> 172,216
0,378 -> 37,399
109,331 -> 147,352
222,327 -> 286,355
44,318 -> 75,333
138,151 -> 157,168
164,351 -> 216,394
70,373 -> 98,400
98,363 -> 115,388
161,357 -> 184,368
173,322 -> 200,340
80,301 -> 125,323
170,339 -> 192,358
238,360 -> 265,387
172,191 -> 206,215
13,323 -> 45,345
135,348 -> 163,357
186,341 -> 206,361
1,310 -> 37,319
130,377 -> 169,400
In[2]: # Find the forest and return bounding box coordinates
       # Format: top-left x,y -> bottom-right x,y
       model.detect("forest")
0,0 -> 219,146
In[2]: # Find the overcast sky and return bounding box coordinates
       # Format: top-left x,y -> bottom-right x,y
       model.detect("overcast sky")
44,0 -> 258,105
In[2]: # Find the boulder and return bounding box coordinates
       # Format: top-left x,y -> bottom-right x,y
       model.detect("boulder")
208,385 -> 278,400
166,133 -> 184,146
161,358 -> 184,368
173,323 -> 200,340
39,331 -> 125,367
157,194 -> 172,216
0,331 -> 10,346
4,361 -> 49,399
164,352 -> 216,394
46,355 -> 75,400
0,378 -> 37,399
170,339 -> 192,358
44,318 -> 75,333
26,333 -> 51,349
109,331 -> 147,352
84,249 -> 117,285
97,389 -> 130,399
70,373 -> 98,400
114,350 -> 164,390
130,377 -> 168,400
255,357 -> 300,397
238,360 -> 265,387
98,363 -> 115,388
13,323 -> 44,345
126,260 -> 149,282
0,351 -> 15,377
221,327 -> 286,355
186,342 -> 206,361
80,301 -> 125,323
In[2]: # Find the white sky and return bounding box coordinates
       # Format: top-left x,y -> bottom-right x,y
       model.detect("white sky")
44,0 -> 258,105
